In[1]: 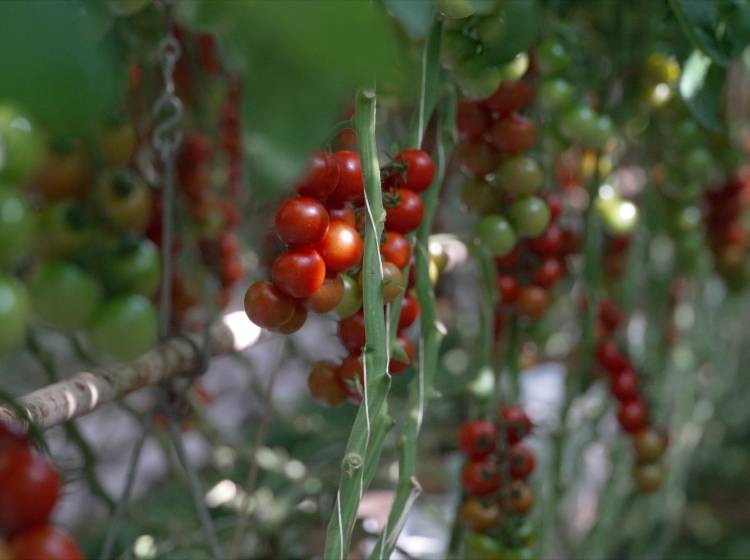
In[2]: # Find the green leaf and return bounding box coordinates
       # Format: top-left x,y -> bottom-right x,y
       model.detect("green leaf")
195,1 -> 402,195
0,1 -> 123,131
679,50 -> 725,132
382,0 -> 436,40
668,0 -> 731,67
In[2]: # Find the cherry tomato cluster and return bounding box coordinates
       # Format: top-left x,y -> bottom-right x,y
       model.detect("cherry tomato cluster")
0,423 -> 83,560
595,300 -> 668,494
459,405 -> 537,556
244,145 -> 435,405
704,174 -> 750,290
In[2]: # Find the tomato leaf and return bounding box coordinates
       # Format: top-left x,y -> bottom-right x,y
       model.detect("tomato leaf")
668,0 -> 731,67
0,1 -> 123,131
679,50 -> 725,132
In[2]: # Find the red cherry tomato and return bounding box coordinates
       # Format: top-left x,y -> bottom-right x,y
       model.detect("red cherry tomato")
327,203 -> 357,228
394,149 -> 435,193
611,368 -> 639,402
275,196 -> 330,247
337,353 -> 364,399
389,333 -> 415,374
505,480 -> 534,515
462,459 -> 501,496
499,405 -> 532,444
307,361 -> 347,406
596,340 -> 630,374
543,192 -> 562,222
496,275 -> 520,304
0,447 -> 60,533
329,151 -> 364,205
276,301 -> 308,334
532,258 -> 564,288
457,142 -> 498,177
495,245 -> 521,270
316,220 -> 364,273
515,286 -> 550,320
457,101 -> 490,141
338,310 -> 365,353
617,399 -> 647,433
244,280 -> 296,329
385,188 -> 424,234
509,444 -> 536,479
304,275 -> 344,314
598,299 -> 622,333
459,420 -> 497,461
271,247 -> 326,298
10,525 -> 83,560
490,114 -> 535,155
528,224 -> 564,257
482,80 -> 533,115
398,293 -> 420,330
380,231 -> 411,269
296,150 -> 340,199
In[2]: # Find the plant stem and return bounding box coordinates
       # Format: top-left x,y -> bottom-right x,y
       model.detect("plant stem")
323,87 -> 391,560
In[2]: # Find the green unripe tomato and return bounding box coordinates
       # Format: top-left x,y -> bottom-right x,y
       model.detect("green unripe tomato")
464,533 -> 505,560
492,155 -> 543,197
590,115 -> 614,149
0,275 -> 30,354
538,78 -> 576,111
474,214 -> 517,256
497,52 -> 530,81
29,261 -> 101,330
0,188 -> 33,265
87,294 -> 158,360
461,180 -> 500,214
455,58 -> 504,100
673,205 -> 701,233
438,0 -> 475,19
507,196 -> 550,237
683,146 -> 715,183
0,104 -> 43,183
38,203 -> 95,257
335,274 -> 362,318
476,0 -> 539,65
440,30 -> 477,70
101,237 -> 161,297
560,105 -> 597,144
536,39 -> 572,75
596,196 -> 639,235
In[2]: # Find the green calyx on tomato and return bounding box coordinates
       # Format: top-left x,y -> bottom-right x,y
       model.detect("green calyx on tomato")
87,294 -> 158,360
0,274 -> 30,354
29,261 -> 101,330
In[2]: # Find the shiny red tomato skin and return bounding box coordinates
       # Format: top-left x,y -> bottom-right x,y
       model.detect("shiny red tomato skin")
611,368 -> 639,402
495,245 -> 521,270
276,302 -> 308,334
482,80 -> 534,115
490,114 -> 536,155
296,150 -> 340,199
304,275 -> 345,313
380,231 -> 411,269
533,258 -> 564,288
307,361 -> 347,406
389,333 -> 415,374
394,149 -> 435,193
617,399 -> 648,433
459,420 -> 497,461
462,459 -> 501,496
271,248 -> 326,299
528,225 -> 564,258
385,189 -> 424,233
499,405 -> 533,444
337,353 -> 364,399
0,447 -> 60,533
10,525 -> 83,560
596,340 -> 630,374
515,286 -> 550,320
275,196 -> 330,247
509,444 -> 536,479
398,293 -> 420,330
329,151 -> 364,205
244,280 -> 296,328
327,203 -> 357,228
457,101 -> 491,141
598,299 -> 622,333
496,275 -> 520,304
316,220 -> 363,273
338,311 -> 366,354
